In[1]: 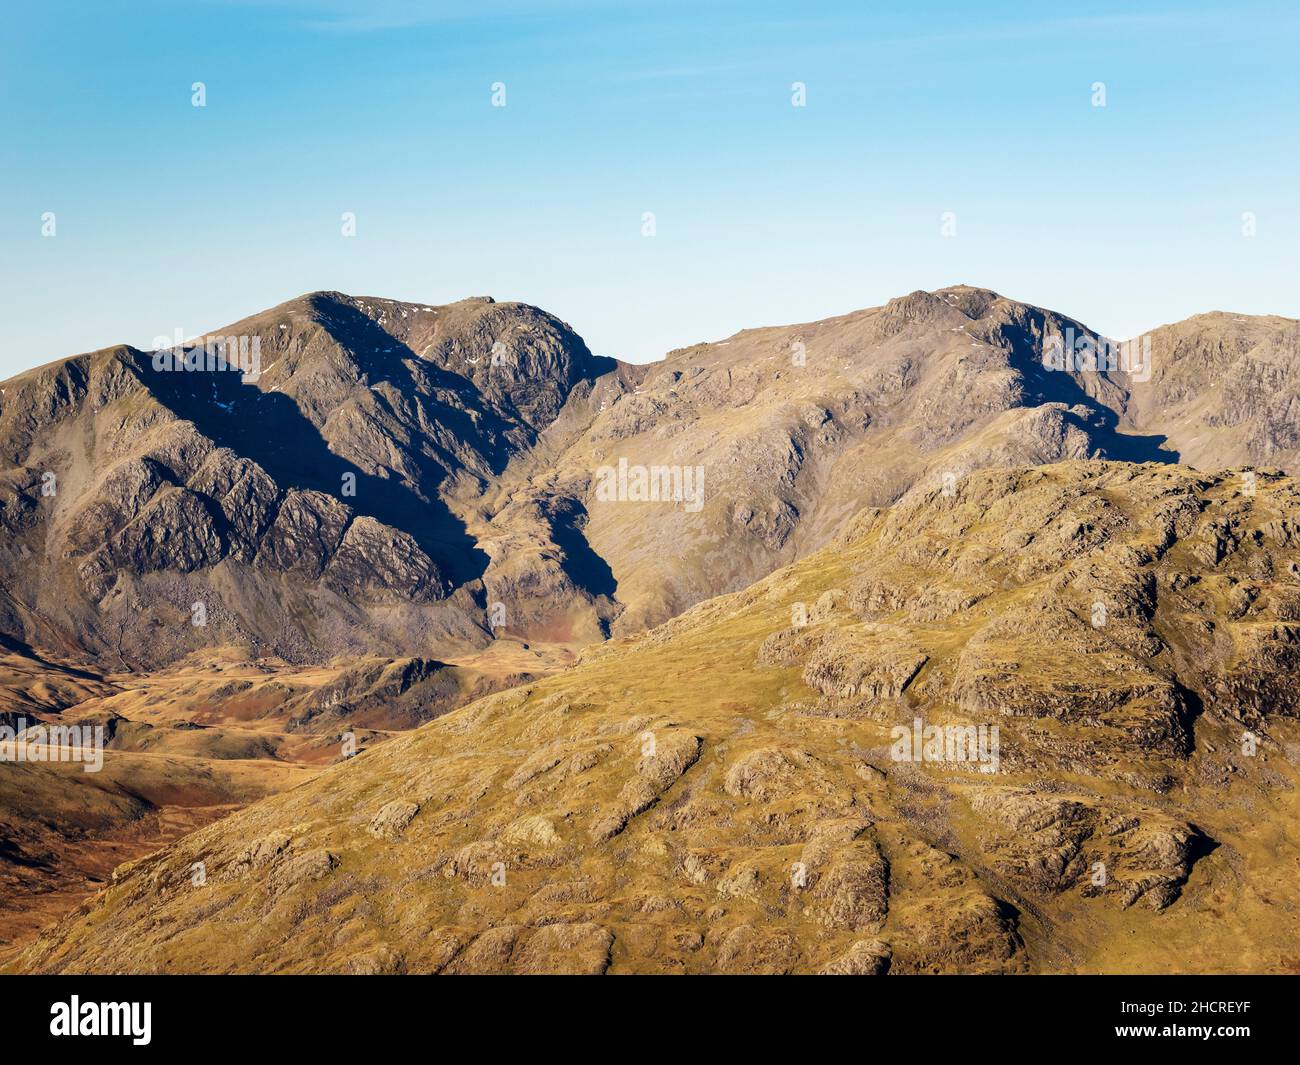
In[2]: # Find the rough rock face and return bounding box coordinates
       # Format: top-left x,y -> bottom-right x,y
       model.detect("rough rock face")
519,284 -> 1299,639
0,292 -> 622,666
968,788 -> 1201,911
368,801 -> 421,841
16,461 -> 1300,975
1120,313 -> 1300,469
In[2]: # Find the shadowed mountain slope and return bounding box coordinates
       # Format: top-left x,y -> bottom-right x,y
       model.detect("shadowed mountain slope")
0,293 -> 628,666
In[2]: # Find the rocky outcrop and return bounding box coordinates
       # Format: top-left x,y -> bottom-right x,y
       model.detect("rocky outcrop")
968,788 -> 1202,910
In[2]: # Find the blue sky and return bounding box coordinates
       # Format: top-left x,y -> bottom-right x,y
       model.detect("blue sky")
1,0 -> 1297,374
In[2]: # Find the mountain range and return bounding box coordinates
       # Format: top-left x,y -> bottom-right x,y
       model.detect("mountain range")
3,285 -> 1299,973
4,285 -> 1299,670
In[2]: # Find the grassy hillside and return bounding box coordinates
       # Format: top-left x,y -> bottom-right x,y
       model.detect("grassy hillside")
13,461 -> 1300,974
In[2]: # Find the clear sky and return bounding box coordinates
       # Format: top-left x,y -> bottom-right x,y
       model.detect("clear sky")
1,0 -> 1297,375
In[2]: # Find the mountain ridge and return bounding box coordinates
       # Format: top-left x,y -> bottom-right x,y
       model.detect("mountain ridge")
1,285 -> 1298,673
